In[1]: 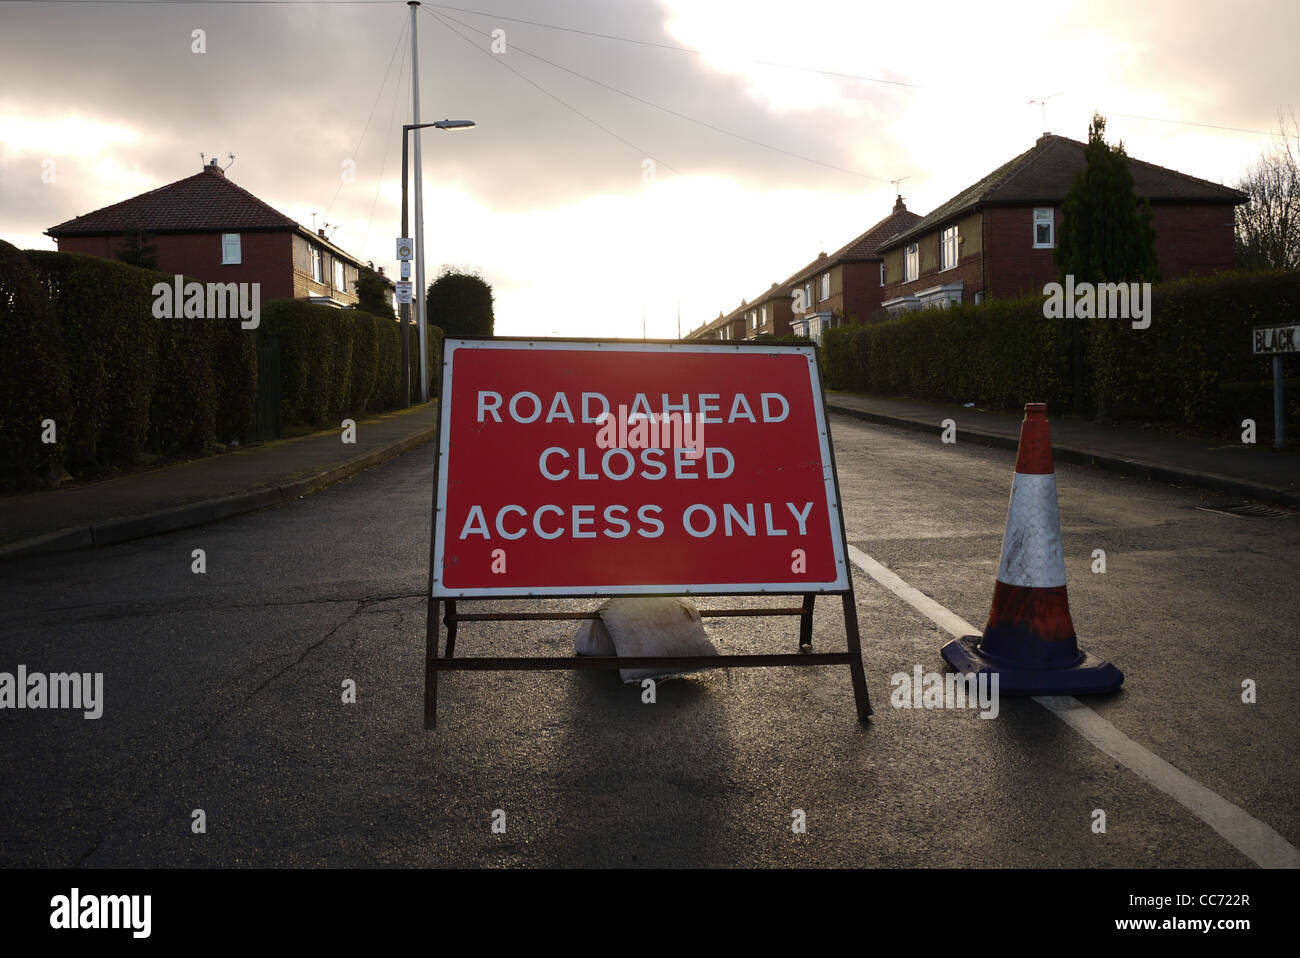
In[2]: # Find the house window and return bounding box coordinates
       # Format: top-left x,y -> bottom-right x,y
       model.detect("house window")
334,259 -> 346,292
820,272 -> 830,301
760,305 -> 767,327
803,283 -> 813,313
940,225 -> 959,270
904,243 -> 919,283
880,262 -> 885,287
1034,208 -> 1054,248
221,233 -> 241,265
310,246 -> 322,283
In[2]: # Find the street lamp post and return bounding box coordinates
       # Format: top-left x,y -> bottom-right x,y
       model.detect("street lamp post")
401,118 -> 475,405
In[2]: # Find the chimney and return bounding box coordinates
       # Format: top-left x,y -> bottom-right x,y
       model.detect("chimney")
893,195 -> 907,212
204,158 -> 225,177
318,228 -> 326,238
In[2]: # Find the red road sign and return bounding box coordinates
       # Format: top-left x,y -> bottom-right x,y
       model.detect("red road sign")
432,340 -> 849,597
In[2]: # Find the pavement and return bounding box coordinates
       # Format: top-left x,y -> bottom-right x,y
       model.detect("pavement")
0,401 -> 438,559
2,390 -> 1295,562
825,392 -> 1300,509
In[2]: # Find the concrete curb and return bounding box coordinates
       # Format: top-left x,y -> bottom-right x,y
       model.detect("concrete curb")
827,403 -> 1300,510
0,423 -> 436,560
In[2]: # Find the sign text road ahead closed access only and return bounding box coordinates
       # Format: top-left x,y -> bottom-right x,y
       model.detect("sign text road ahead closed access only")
432,340 -> 849,597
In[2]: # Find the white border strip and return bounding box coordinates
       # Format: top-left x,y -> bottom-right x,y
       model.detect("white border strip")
433,340 -> 849,597
846,543 -> 1300,869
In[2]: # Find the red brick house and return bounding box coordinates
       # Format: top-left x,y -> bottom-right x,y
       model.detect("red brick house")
784,196 -> 923,338
877,134 -> 1246,315
686,198 -> 923,343
689,299 -> 749,341
46,159 -> 393,311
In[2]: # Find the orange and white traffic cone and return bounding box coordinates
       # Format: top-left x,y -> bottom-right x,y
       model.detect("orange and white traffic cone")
941,403 -> 1123,694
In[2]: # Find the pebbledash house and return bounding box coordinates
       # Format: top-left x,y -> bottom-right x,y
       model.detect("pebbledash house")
876,133 -> 1247,316
45,159 -> 393,311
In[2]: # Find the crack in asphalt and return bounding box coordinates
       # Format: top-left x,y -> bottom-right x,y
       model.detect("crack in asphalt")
71,598 -> 380,867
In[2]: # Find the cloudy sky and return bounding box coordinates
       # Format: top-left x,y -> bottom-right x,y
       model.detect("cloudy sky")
1,0 -> 1294,338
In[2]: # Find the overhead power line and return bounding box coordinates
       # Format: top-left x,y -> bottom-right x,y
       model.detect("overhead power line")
426,7 -> 688,177
325,14 -> 408,219
427,5 -> 891,183
426,2 -> 925,89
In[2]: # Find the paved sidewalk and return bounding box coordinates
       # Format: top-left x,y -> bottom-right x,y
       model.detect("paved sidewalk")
826,392 -> 1300,508
0,402 -> 438,558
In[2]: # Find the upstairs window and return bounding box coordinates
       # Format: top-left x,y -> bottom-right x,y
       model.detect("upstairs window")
820,272 -> 830,301
904,243 -> 919,283
1033,208 -> 1055,248
221,233 -> 241,265
880,262 -> 886,286
760,305 -> 767,327
334,259 -> 346,292
804,282 -> 813,313
310,246 -> 322,283
940,225 -> 959,270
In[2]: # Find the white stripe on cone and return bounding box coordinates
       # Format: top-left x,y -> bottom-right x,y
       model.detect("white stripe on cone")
995,472 -> 1067,589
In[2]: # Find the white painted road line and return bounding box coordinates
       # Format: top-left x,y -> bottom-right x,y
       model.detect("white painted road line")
846,543 -> 1300,869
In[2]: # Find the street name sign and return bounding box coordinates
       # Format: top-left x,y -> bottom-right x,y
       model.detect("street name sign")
1253,324 -> 1299,355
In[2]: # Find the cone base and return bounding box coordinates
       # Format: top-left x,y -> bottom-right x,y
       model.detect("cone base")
940,635 -> 1124,695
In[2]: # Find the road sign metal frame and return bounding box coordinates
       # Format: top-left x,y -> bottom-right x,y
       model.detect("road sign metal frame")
422,337 -> 872,728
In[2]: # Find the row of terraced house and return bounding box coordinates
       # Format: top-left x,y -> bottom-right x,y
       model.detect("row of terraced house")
686,133 -> 1246,343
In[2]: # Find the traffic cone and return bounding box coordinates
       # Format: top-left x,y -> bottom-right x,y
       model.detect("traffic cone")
941,403 -> 1123,694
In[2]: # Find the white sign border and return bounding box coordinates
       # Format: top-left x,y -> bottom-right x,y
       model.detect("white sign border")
431,339 -> 851,597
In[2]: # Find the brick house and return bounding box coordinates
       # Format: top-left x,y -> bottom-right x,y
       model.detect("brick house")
784,196 -> 923,338
689,299 -> 749,341
877,134 -> 1247,315
46,159 -> 393,311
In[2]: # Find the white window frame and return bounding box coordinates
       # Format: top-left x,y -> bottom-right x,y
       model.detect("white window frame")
221,233 -> 241,265
310,246 -> 322,283
820,272 -> 830,301
334,258 -> 346,292
880,262 -> 886,287
803,282 -> 813,313
940,225 -> 959,271
760,305 -> 767,327
1033,208 -> 1055,248
904,243 -> 919,283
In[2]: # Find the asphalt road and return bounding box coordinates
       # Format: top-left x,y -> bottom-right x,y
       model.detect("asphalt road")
1,415 -> 1296,867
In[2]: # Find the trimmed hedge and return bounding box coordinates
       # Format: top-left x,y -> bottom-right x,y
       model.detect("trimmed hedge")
823,271 -> 1300,436
406,321 -> 443,400
823,296 -> 1072,411
1089,270 -> 1300,430
0,244 -> 425,488
260,299 -> 427,426
0,243 -> 71,484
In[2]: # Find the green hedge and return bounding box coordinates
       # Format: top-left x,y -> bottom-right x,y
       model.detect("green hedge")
0,243 -> 71,485
1089,270 -> 1300,430
406,321 -> 443,400
823,271 -> 1300,435
0,244 -> 422,488
823,296 -> 1072,410
260,299 -> 422,426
